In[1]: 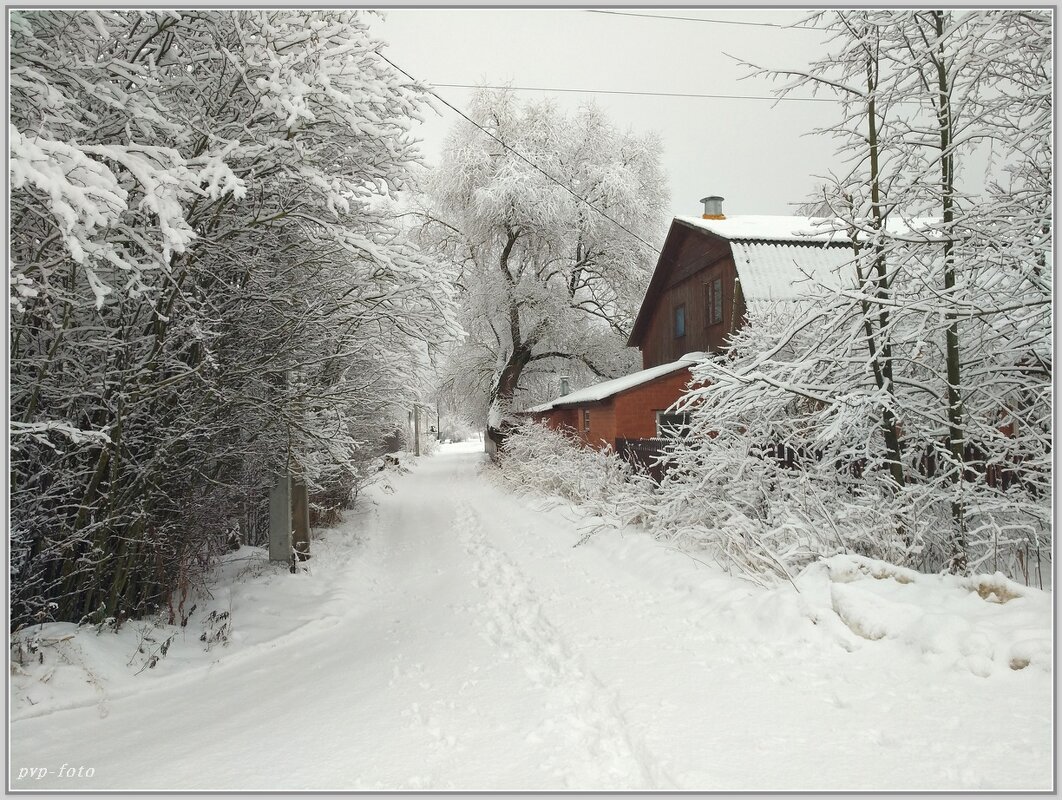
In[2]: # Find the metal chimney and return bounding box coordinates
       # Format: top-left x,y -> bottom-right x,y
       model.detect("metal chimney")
700,195 -> 725,220
559,375 -> 570,396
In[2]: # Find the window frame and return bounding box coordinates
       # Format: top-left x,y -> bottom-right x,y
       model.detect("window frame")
673,303 -> 686,339
656,410 -> 692,439
705,277 -> 724,327
582,408 -> 591,433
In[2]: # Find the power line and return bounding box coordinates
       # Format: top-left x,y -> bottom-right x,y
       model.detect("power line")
376,54 -> 847,308
433,82 -> 836,104
378,52 -> 662,255
584,9 -> 827,30
379,54 -> 850,357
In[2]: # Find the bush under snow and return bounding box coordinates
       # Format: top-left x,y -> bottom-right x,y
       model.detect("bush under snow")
494,423 -> 657,532
496,425 -> 1051,680
497,421 -> 1050,597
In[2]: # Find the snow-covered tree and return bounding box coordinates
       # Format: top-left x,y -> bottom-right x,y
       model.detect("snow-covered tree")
422,89 -> 669,444
650,10 -> 1051,581
10,10 -> 458,628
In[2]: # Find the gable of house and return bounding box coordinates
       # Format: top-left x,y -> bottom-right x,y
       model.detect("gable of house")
629,214 -> 857,368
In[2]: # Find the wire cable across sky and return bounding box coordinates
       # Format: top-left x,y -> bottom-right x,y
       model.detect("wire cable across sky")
432,83 -> 836,104
378,52 -> 664,255
584,9 -> 828,31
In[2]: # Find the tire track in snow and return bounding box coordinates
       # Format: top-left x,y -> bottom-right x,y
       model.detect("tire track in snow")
451,499 -> 671,790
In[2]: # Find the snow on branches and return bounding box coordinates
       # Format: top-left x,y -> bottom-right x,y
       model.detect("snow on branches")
9,10 -> 458,630
423,89 -> 669,430
657,9 -> 1052,581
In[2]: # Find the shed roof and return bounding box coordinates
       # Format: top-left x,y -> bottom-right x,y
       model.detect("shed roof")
527,353 -> 705,413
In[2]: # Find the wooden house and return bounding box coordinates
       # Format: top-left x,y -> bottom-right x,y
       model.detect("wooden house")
528,353 -> 704,449
530,197 -> 856,454
628,196 -> 854,368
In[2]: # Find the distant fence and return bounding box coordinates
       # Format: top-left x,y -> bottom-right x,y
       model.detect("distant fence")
616,437 -> 675,482
916,439 -> 1037,493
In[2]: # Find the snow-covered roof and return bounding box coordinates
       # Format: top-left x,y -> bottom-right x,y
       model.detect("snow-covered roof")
730,241 -> 856,301
527,353 -> 706,413
676,214 -> 941,243
676,215 -> 850,243
629,213 -> 942,347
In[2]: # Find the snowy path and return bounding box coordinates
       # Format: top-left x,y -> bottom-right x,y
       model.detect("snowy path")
9,443 -> 1052,791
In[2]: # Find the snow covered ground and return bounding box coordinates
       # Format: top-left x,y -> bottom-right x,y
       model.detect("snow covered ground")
9,442 -> 1053,792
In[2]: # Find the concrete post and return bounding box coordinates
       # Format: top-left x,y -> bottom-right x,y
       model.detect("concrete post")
268,472 -> 291,563
413,404 -> 421,456
291,476 -> 311,561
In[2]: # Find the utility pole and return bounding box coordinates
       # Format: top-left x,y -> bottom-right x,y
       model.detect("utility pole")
290,363 -> 311,564
413,404 -> 421,456
269,365 -> 311,567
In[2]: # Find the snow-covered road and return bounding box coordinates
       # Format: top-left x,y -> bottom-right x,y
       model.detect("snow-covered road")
9,443 -> 1053,791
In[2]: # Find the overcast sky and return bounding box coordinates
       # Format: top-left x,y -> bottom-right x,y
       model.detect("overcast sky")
376,8 -> 843,219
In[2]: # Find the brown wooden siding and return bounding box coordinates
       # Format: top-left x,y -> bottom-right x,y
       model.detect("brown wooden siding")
532,400 -> 615,449
641,253 -> 743,368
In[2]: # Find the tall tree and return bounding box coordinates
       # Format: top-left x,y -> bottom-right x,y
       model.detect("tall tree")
751,13 -> 911,494
657,9 -> 1051,580
423,89 -> 668,443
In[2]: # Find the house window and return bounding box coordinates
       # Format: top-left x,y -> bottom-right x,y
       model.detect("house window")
706,277 -> 724,326
656,411 -> 691,439
583,409 -> 591,432
673,304 -> 686,338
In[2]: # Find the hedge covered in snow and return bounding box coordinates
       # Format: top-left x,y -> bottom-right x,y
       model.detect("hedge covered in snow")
496,421 -> 1050,590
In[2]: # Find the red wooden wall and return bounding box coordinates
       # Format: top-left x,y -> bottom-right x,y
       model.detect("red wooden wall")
531,367 -> 693,450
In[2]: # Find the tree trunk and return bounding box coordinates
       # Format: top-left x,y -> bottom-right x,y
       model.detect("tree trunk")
863,37 -> 907,494
932,9 -> 968,573
487,343 -> 533,453
486,228 -> 530,453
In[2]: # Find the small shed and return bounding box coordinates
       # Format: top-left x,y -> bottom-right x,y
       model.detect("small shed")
526,353 -> 706,451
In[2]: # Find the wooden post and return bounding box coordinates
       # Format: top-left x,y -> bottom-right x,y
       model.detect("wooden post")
291,476 -> 311,562
268,472 -> 291,563
413,404 -> 421,456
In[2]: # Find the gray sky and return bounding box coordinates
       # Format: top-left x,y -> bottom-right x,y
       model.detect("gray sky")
376,8 -> 842,219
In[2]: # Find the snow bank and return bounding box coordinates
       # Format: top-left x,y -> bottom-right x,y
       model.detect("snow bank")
494,426 -> 1052,682
546,509 -> 1053,683
10,463 -> 411,721
10,546 -> 286,720
791,555 -> 1052,677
